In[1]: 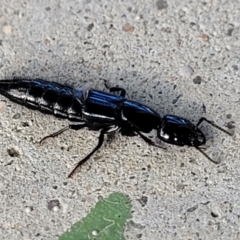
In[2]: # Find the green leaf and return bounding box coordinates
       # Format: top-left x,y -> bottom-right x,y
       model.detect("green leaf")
59,193 -> 131,240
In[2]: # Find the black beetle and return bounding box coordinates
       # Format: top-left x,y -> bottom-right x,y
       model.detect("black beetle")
0,79 -> 232,177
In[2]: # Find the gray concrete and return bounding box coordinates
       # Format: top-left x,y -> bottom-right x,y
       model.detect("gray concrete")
0,0 -> 240,239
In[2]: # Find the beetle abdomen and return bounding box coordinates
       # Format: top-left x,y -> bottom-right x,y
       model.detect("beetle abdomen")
0,79 -> 83,121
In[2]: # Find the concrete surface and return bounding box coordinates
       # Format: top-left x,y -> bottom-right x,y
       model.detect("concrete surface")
0,0 -> 240,239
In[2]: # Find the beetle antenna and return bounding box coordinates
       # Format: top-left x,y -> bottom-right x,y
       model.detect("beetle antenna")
196,117 -> 233,136
195,147 -> 219,164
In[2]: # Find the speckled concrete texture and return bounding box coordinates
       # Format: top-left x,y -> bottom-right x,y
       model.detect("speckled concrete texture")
0,0 -> 240,239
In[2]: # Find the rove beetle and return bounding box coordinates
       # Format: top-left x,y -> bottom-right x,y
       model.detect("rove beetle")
0,78 -> 232,177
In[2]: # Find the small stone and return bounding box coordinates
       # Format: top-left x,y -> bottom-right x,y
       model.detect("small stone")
45,39 -> 51,45
87,23 -> 94,31
179,65 -> 194,78
211,212 -> 219,218
227,24 -> 234,36
156,0 -> 168,10
25,206 -> 33,213
7,147 -> 20,157
122,23 -> 135,33
201,33 -> 209,42
53,206 -> 60,212
47,199 -> 61,211
225,121 -> 235,129
138,196 -> 148,207
187,205 -> 198,212
232,65 -> 238,71
193,76 -> 202,84
2,25 -> 12,35
12,113 -> 21,119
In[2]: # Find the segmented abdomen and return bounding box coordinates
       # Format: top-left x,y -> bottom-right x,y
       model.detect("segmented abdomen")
0,79 -> 83,121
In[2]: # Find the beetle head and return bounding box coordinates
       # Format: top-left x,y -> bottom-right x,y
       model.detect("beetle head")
158,115 -> 206,147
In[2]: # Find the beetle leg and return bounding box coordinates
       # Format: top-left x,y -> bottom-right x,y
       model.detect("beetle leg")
195,147 -> 220,164
109,87 -> 126,97
40,122 -> 87,144
68,125 -> 119,178
138,131 -> 167,149
102,78 -> 126,97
